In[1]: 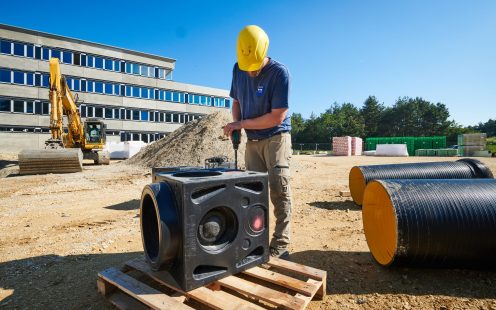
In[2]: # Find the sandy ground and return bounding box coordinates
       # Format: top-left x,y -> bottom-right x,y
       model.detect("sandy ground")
1,154 -> 495,309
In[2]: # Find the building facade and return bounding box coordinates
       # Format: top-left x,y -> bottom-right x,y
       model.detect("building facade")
0,24 -> 230,151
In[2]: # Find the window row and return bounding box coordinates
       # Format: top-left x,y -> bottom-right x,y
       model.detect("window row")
0,97 -> 204,125
80,104 -> 202,124
0,68 -> 230,108
0,125 -> 167,143
0,38 -> 171,80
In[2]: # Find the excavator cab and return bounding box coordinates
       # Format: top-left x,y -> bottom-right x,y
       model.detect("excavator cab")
84,119 -> 106,146
82,118 -> 109,165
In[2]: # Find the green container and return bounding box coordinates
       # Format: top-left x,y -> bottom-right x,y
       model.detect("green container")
365,138 -> 378,151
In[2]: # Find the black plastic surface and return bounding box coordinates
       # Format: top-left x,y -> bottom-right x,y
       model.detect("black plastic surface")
140,168 -> 269,291
357,158 -> 493,185
378,178 -> 496,267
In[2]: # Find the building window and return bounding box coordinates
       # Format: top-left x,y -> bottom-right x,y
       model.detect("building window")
132,63 -> 140,75
114,84 -> 120,96
0,69 -> 11,83
87,55 -> 94,67
26,73 -> 34,86
26,44 -> 34,58
126,110 -> 131,120
133,110 -> 140,120
132,87 -> 139,98
95,82 -> 103,93
95,107 -> 103,118
165,91 -> 172,101
13,71 -> 25,84
172,92 -> 180,102
141,111 -> 149,121
51,49 -> 61,60
13,42 -> 24,56
42,74 -> 49,87
35,46 -> 42,59
105,108 -> 113,119
26,101 -> 34,114
42,102 -> 49,115
87,81 -> 94,92
42,47 -> 50,60
80,105 -> 87,118
125,62 -> 132,74
95,57 -> 104,69
73,79 -> 80,91
62,51 -> 73,64
104,59 -> 113,70
166,113 -> 172,122
13,100 -> 24,113
141,88 -> 149,99
158,68 -> 165,79
104,83 -> 113,95
81,54 -> 87,66
34,101 -> 42,115
0,98 -> 10,112
74,53 -> 81,66
0,40 -> 11,54
125,85 -> 131,97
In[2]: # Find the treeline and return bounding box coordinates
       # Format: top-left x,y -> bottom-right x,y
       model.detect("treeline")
291,96 -> 495,145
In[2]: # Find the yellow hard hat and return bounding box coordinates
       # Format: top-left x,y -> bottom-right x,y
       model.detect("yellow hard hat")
236,25 -> 269,72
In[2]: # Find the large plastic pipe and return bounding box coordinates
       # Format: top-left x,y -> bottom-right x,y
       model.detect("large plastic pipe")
362,179 -> 496,267
349,159 -> 493,205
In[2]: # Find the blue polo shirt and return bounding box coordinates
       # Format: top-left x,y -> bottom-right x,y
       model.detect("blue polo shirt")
229,58 -> 291,140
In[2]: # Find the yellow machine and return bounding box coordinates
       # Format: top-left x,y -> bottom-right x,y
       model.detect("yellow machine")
18,58 -> 109,175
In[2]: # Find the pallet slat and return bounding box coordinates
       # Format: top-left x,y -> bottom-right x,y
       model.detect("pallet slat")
98,267 -> 192,310
242,266 -> 318,297
125,258 -> 265,310
217,276 -> 306,310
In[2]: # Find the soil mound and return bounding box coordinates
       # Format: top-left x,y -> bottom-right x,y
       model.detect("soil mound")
127,111 -> 246,168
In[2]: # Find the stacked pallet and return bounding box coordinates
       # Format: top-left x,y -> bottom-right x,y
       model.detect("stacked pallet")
333,136 -> 363,156
332,136 -> 352,156
352,137 -> 363,155
458,133 -> 490,157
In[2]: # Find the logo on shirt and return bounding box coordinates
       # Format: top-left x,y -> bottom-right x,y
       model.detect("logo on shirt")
256,85 -> 265,97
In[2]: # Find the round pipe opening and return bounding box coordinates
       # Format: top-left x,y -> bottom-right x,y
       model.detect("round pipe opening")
141,193 -> 160,262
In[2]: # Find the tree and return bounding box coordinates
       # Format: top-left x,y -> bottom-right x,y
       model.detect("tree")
290,113 -> 306,142
360,96 -> 384,137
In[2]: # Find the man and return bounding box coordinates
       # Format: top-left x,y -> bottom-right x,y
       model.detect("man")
224,25 -> 292,259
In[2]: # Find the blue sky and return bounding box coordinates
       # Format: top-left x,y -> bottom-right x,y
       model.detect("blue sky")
1,0 -> 495,126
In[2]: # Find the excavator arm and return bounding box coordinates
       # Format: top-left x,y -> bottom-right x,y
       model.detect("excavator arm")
48,58 -> 83,147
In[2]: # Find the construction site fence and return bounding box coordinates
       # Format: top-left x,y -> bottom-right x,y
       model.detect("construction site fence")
293,143 -> 332,152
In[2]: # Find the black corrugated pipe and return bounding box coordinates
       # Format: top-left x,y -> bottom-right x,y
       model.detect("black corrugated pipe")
362,179 -> 496,267
349,159 -> 493,205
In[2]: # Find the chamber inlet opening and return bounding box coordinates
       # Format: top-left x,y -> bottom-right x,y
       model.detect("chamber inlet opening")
141,193 -> 160,262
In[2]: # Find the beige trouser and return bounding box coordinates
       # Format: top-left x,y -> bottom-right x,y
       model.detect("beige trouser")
245,132 -> 292,251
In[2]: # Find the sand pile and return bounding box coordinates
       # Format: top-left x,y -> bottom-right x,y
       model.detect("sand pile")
128,111 -> 246,168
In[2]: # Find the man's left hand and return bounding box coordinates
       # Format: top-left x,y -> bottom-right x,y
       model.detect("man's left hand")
223,121 -> 243,137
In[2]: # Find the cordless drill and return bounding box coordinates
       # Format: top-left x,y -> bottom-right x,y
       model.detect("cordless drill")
231,130 -> 241,170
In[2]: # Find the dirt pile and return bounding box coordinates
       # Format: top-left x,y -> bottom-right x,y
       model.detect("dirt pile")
127,111 -> 246,168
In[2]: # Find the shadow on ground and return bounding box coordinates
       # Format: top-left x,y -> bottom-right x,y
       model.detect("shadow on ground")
0,160 -> 18,170
289,250 -> 496,299
105,199 -> 140,211
309,200 -> 361,211
0,252 -> 142,309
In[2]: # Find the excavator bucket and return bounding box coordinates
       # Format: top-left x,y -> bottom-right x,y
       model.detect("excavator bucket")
18,149 -> 83,175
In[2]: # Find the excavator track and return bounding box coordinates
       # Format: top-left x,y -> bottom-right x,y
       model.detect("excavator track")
18,149 -> 83,175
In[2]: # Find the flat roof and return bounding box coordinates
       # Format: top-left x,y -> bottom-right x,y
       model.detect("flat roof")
0,23 -> 176,64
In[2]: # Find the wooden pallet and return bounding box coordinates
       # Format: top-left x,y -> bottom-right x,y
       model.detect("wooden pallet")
97,256 -> 326,310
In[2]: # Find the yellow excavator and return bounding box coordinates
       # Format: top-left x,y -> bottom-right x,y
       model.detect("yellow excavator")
18,58 -> 109,175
